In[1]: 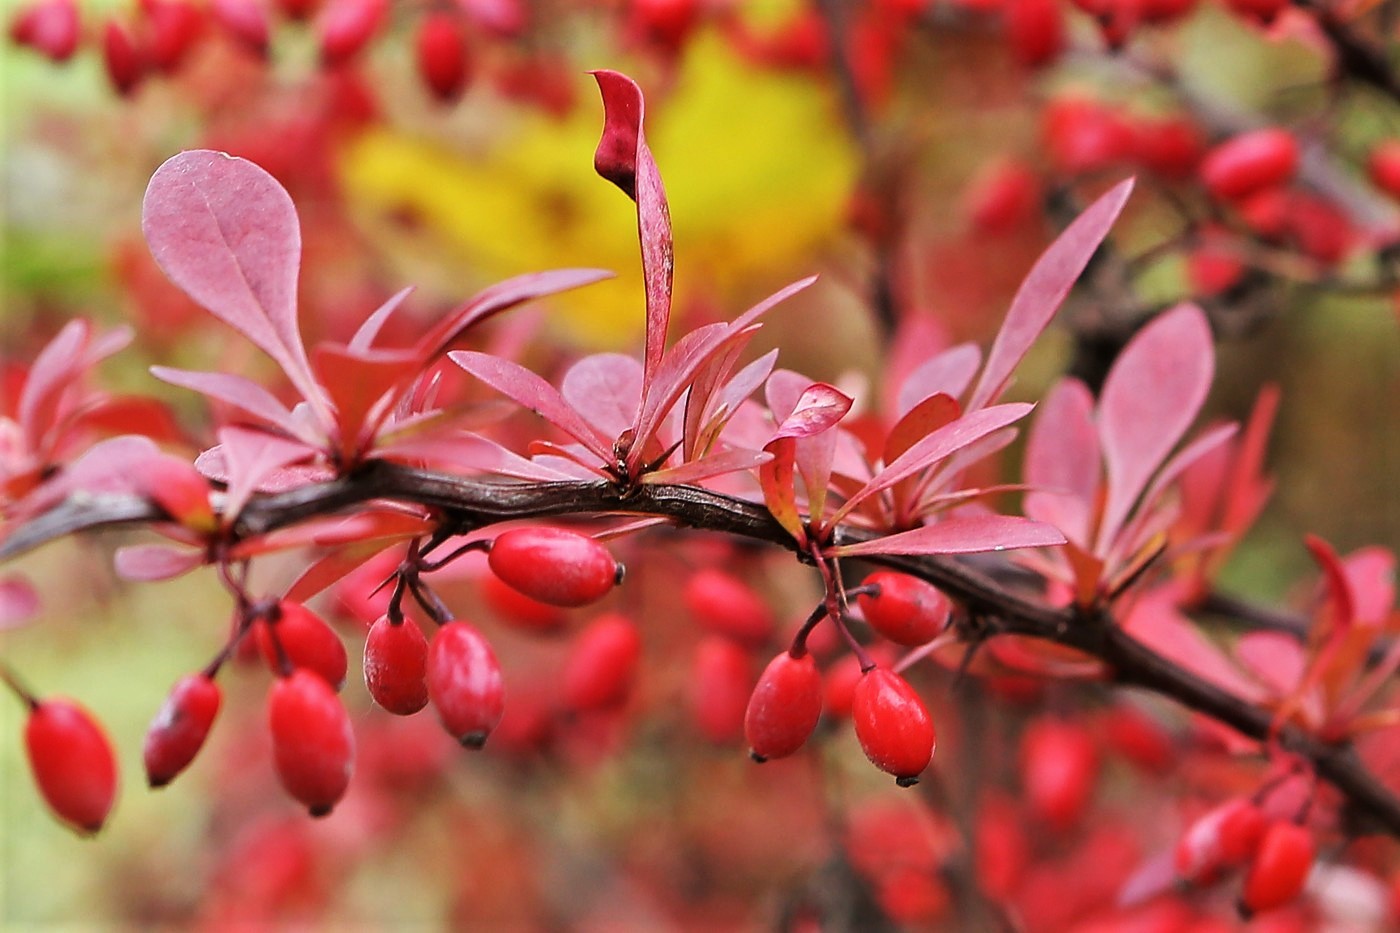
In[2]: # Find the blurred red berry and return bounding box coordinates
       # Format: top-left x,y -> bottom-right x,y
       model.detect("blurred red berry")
140,0 -> 205,73
561,613 -> 642,712
1020,718 -> 1099,830
1004,0 -> 1064,68
1200,128 -> 1298,202
317,0 -> 387,67
1368,140 -> 1400,200
691,636 -> 752,742
101,19 -> 147,97
257,600 -> 348,690
1133,115 -> 1204,179
210,0 -> 270,56
683,568 -> 775,647
416,11 -> 471,104
10,0 -> 80,62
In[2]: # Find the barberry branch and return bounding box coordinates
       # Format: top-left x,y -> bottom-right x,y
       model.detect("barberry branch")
5,459 -> 1399,836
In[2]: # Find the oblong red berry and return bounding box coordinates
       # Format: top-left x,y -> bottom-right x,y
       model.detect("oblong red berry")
562,613 -> 642,712
10,0 -> 80,63
857,571 -> 950,647
480,570 -> 567,633
257,601 -> 348,690
317,0 -> 388,67
691,636 -> 752,743
1019,718 -> 1099,831
1241,822 -> 1315,915
144,673 -> 222,787
25,699 -> 119,834
101,18 -> 146,98
1175,797 -> 1266,883
683,568 -> 774,647
427,621 -> 505,748
416,11 -> 471,103
852,668 -> 935,786
210,0 -> 269,55
487,526 -> 620,608
268,670 -> 355,817
1200,128 -> 1298,202
744,651 -> 822,762
363,615 -> 430,715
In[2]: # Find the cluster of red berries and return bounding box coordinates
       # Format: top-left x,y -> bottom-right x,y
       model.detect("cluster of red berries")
1176,797 -> 1317,915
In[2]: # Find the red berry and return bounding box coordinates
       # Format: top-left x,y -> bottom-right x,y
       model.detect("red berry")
857,572 -> 951,647
415,11 -> 471,104
480,570 -> 567,633
363,615 -> 430,715
10,0 -> 80,62
682,568 -> 775,647
744,651 -> 822,762
1004,0 -> 1064,69
210,0 -> 269,56
1043,97 -> 1133,175
24,699 -> 119,834
257,601 -> 348,690
1175,797 -> 1266,883
1019,718 -> 1099,831
267,671 -> 355,817
964,159 -> 1040,235
101,19 -> 147,97
825,645 -> 894,718
1100,703 -> 1175,774
139,0 -> 205,74
143,673 -> 221,787
487,526 -> 620,608
1369,140 -> 1400,200
628,0 -> 701,52
1222,0 -> 1288,25
975,794 -> 1031,899
317,0 -> 387,67
562,613 -> 642,712
691,636 -> 752,743
427,621 -> 505,748
1199,128 -> 1298,202
1188,228 -> 1246,297
1132,115 -> 1204,180
1240,822 -> 1315,914
852,668 -> 936,785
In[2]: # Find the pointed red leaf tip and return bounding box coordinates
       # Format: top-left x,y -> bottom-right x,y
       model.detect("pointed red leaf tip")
141,151 -> 322,409
590,69 -> 673,388
969,177 -> 1134,412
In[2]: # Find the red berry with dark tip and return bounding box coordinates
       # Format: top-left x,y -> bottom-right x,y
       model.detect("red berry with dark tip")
1241,822 -> 1315,914
416,11 -> 471,104
427,621 -> 505,748
857,571 -> 950,646
268,670 -> 354,817
1200,128 -> 1298,202
744,651 -> 822,762
683,568 -> 775,647
852,668 -> 935,785
257,601 -> 348,690
488,526 -> 620,608
144,673 -> 221,787
25,699 -> 119,834
562,613 -> 642,712
363,615 -> 430,715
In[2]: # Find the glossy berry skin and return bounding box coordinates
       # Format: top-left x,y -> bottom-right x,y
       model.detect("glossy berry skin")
416,11 -> 471,104
427,622 -> 505,748
562,613 -> 642,712
1175,797 -> 1266,883
852,668 -> 935,786
487,526 -> 620,608
363,615 -> 430,715
690,637 -> 752,743
1240,822 -> 1315,914
144,673 -> 222,787
1199,128 -> 1298,202
268,670 -> 355,817
857,572 -> 951,647
744,651 -> 822,762
682,568 -> 774,647
1019,718 -> 1099,831
257,601 -> 348,690
25,699 -> 119,834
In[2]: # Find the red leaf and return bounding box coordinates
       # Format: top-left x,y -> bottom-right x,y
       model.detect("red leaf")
561,353 -> 643,442
151,367 -> 305,439
831,515 -> 1066,557
377,432 -> 575,480
592,70 -> 672,388
894,343 -> 982,418
968,178 -> 1133,411
1024,379 -> 1099,546
449,351 -> 612,462
311,343 -> 422,461
1220,383 -> 1279,538
1097,304 -> 1214,553
1124,591 -> 1263,703
643,448 -> 772,486
1236,632 -> 1306,697
759,438 -> 806,546
1305,534 -> 1356,633
142,150 -> 325,413
216,426 -> 315,521
684,348 -> 778,461
348,286 -> 415,352
114,544 -> 204,582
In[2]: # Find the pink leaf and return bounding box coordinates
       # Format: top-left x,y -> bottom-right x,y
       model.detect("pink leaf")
449,351 -> 613,462
831,515 -> 1066,557
1342,547 -> 1396,626
968,178 -> 1134,411
377,432 -> 576,481
114,544 -> 205,581
349,285 -> 415,352
1125,591 -> 1263,702
895,343 -> 982,418
1024,379 -> 1100,546
592,70 -> 672,388
414,268 -> 613,363
311,343 -> 423,460
831,403 -> 1033,527
1220,383 -> 1279,537
18,319 -> 87,449
142,150 -> 324,409
1097,304 -> 1214,552
1236,632 -> 1306,696
0,576 -> 40,630
561,353 -> 643,441
216,425 -> 315,521
643,447 -> 772,485
150,366 -> 306,439
759,438 -> 806,546
684,348 -> 778,461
